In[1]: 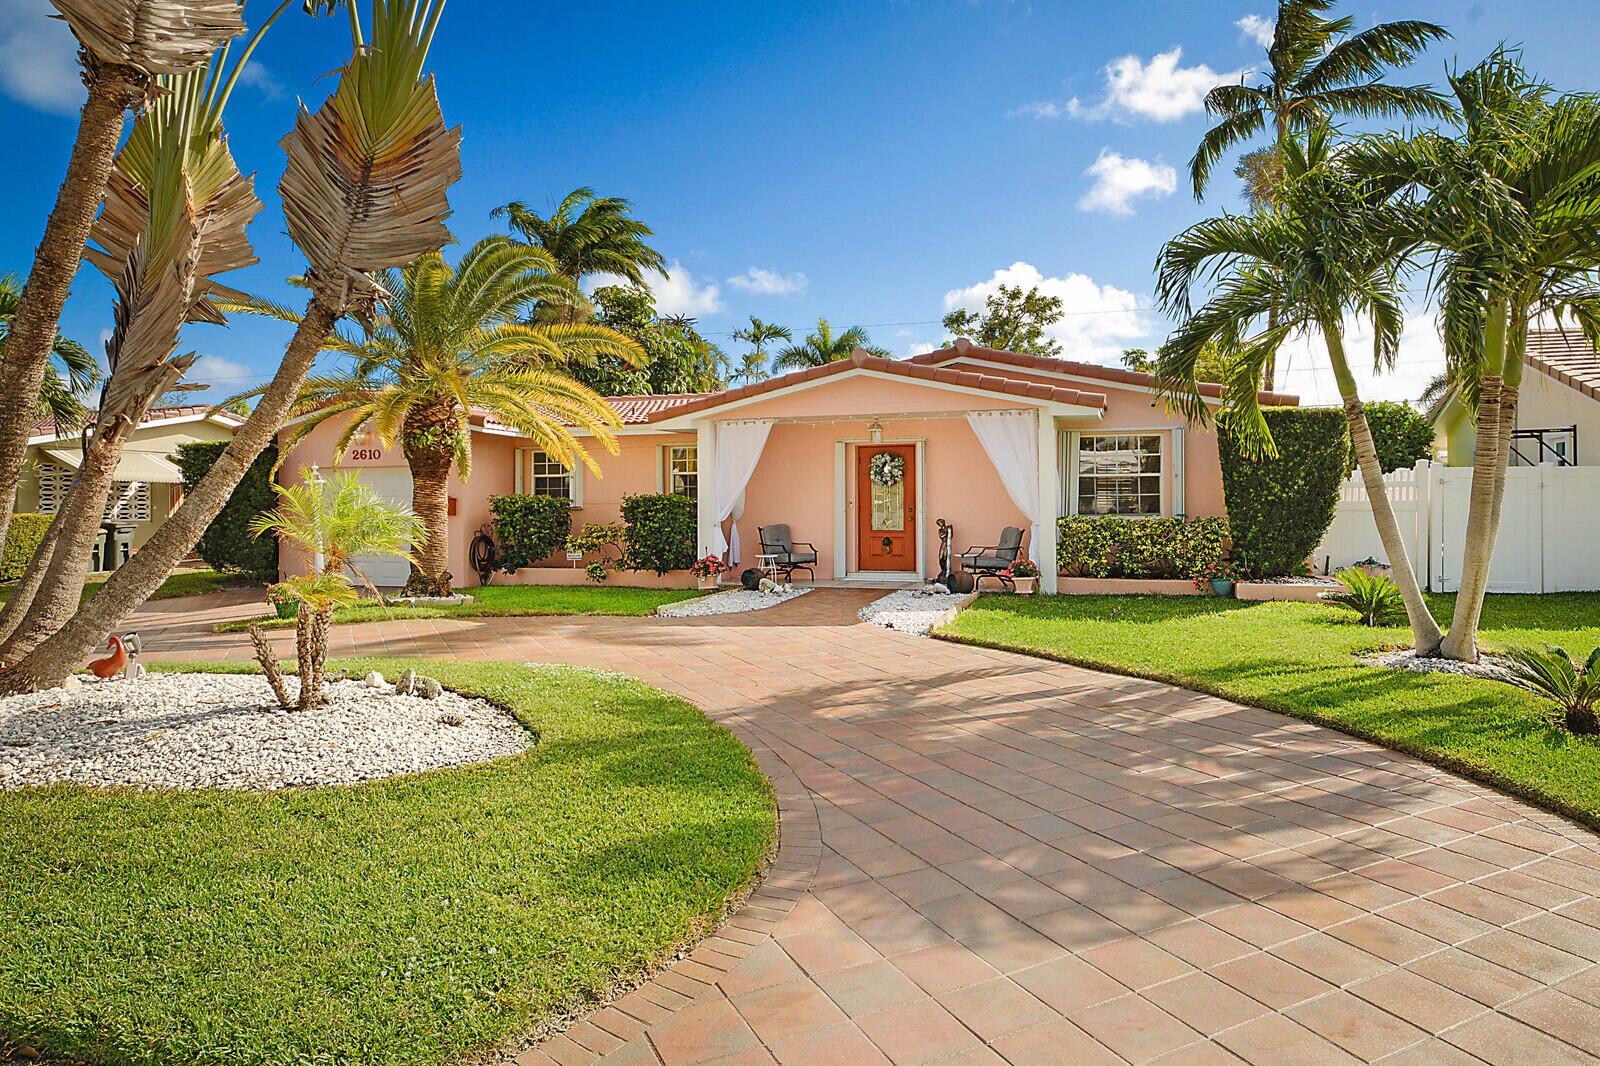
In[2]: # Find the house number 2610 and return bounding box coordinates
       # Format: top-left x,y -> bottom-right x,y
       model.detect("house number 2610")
349,448 -> 384,461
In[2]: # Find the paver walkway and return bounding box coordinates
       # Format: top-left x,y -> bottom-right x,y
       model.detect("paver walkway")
137,589 -> 1600,1065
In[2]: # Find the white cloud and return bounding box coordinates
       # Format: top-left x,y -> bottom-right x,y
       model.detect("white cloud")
235,62 -> 286,100
1078,149 -> 1177,215
908,341 -> 938,357
726,266 -> 808,296
0,0 -> 85,115
943,261 -> 1151,363
1236,14 -> 1275,48
1041,47 -> 1252,123
186,354 -> 259,392
1269,313 -> 1446,406
650,261 -> 724,317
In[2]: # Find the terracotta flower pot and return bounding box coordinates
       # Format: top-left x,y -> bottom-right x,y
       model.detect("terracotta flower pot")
1012,577 -> 1037,595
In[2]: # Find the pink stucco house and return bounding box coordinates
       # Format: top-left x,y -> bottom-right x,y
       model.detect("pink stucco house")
279,339 -> 1296,593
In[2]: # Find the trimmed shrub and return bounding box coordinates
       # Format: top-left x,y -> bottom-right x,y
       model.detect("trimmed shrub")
1358,400 -> 1435,473
1,513 -> 53,581
1056,516 -> 1229,579
490,494 -> 573,571
175,441 -> 279,583
621,492 -> 696,574
1219,406 -> 1348,577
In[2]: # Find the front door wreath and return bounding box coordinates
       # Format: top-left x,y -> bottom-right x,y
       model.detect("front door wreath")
868,451 -> 905,487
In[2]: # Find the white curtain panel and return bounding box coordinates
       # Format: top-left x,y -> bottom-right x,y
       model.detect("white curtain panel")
729,490 -> 747,564
966,410 -> 1041,565
711,420 -> 774,557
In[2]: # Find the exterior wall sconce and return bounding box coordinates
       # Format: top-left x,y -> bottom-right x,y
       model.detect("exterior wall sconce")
868,421 -> 884,444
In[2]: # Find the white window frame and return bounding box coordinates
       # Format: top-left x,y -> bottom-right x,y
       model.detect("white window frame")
1063,431 -> 1166,517
514,447 -> 583,507
666,444 -> 698,499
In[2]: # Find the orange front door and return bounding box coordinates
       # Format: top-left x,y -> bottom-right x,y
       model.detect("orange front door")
857,444 -> 917,571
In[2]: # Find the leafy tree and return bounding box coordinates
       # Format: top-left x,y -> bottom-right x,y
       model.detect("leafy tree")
1358,400 -> 1434,472
774,319 -> 888,371
226,238 -> 640,596
1156,125 -> 1444,654
572,285 -> 728,395
493,187 -> 665,323
941,285 -> 1063,356
1121,340 -> 1232,383
0,276 -> 98,430
731,317 -> 791,383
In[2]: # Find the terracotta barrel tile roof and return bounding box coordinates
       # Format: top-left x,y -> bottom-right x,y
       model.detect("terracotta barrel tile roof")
30,403 -> 243,441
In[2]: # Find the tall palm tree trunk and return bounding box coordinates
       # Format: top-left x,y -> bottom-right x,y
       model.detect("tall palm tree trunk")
1442,302 -> 1511,662
0,62 -> 144,563
400,408 -> 455,596
0,297 -> 341,695
1326,325 -> 1444,654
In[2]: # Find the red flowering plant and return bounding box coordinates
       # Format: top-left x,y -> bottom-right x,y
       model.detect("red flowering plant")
1002,558 -> 1041,580
690,554 -> 732,580
1192,559 -> 1246,592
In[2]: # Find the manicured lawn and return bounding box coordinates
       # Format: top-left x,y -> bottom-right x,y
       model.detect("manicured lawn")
216,583 -> 708,632
0,566 -> 242,605
0,659 -> 774,1066
940,592 -> 1600,825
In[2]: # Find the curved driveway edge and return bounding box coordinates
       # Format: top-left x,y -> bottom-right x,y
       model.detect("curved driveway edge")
139,589 -> 1600,1066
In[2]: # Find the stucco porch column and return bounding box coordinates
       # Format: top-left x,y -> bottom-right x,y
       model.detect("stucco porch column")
1037,412 -> 1060,594
695,419 -> 716,558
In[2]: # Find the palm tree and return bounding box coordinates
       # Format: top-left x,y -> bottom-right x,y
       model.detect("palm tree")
492,187 -> 665,322
0,0 -> 462,694
731,317 -> 790,383
1351,53 -> 1600,661
0,0 -> 255,570
249,468 -> 422,709
0,276 -> 98,429
773,319 -> 889,372
0,21 -> 279,663
227,238 -> 641,596
1156,127 -> 1445,654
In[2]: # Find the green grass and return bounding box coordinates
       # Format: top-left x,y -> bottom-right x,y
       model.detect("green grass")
0,659 -> 774,1066
215,584 -> 709,632
939,592 -> 1600,827
0,567 -> 241,605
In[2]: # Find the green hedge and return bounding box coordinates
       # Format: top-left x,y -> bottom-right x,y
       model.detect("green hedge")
174,442 -> 279,583
621,493 -> 696,574
1359,400 -> 1434,473
1219,406 -> 1348,577
1056,515 -> 1229,579
1,513 -> 53,581
490,495 -> 573,571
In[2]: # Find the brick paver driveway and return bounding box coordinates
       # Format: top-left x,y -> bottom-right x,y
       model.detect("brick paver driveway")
139,589 -> 1600,1065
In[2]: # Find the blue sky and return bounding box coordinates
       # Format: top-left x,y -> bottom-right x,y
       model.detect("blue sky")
3,0 -> 1597,406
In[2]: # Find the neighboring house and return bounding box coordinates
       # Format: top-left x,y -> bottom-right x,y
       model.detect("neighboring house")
19,405 -> 244,568
1430,329 -> 1596,467
280,339 -> 1296,592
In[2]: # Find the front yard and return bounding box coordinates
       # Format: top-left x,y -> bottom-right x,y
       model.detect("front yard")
0,660 -> 774,1066
217,583 -> 709,632
940,592 -> 1600,826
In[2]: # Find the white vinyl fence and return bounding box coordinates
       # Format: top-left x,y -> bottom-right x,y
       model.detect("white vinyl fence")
1315,460 -> 1600,593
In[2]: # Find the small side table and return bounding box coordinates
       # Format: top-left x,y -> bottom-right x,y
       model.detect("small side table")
753,554 -> 782,581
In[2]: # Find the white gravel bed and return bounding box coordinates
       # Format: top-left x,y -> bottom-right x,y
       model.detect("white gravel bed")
1361,649 -> 1522,684
658,587 -> 812,617
0,673 -> 531,791
1247,576 -> 1340,586
859,588 -> 972,636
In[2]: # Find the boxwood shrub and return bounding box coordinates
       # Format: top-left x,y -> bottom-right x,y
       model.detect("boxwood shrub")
1,513 -> 53,581
1219,406 -> 1348,576
1359,400 -> 1434,473
621,492 -> 696,574
174,441 -> 279,583
490,494 -> 573,571
1057,515 -> 1229,579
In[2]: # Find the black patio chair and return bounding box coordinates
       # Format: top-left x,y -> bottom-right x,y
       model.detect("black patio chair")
757,524 -> 818,582
956,526 -> 1026,591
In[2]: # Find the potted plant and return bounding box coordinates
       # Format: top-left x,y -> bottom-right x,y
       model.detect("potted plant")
690,554 -> 732,590
265,585 -> 300,620
1193,559 -> 1245,598
1002,558 -> 1041,594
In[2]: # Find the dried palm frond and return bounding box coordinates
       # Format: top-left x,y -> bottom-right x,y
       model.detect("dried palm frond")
51,0 -> 247,77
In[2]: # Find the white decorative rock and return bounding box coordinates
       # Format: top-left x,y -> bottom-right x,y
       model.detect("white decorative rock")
60,676 -> 82,691
364,671 -> 385,689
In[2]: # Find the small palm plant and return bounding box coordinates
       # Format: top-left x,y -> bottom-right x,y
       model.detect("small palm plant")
1504,645 -> 1600,736
1321,568 -> 1407,626
248,469 -> 423,710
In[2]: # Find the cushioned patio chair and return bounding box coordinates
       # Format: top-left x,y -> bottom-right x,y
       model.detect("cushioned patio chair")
956,526 -> 1026,591
757,524 -> 817,582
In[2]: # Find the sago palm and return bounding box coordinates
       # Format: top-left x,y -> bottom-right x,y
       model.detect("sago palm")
731,317 -> 791,383
227,237 -> 642,596
0,19 -> 279,663
0,0 -> 253,567
250,467 -> 422,709
773,319 -> 889,371
1350,52 -> 1600,660
1156,127 -> 1445,654
493,187 -> 665,323
0,276 -> 98,429
0,0 -> 462,695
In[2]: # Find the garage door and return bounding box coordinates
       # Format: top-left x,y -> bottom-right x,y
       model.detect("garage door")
346,467 -> 414,589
